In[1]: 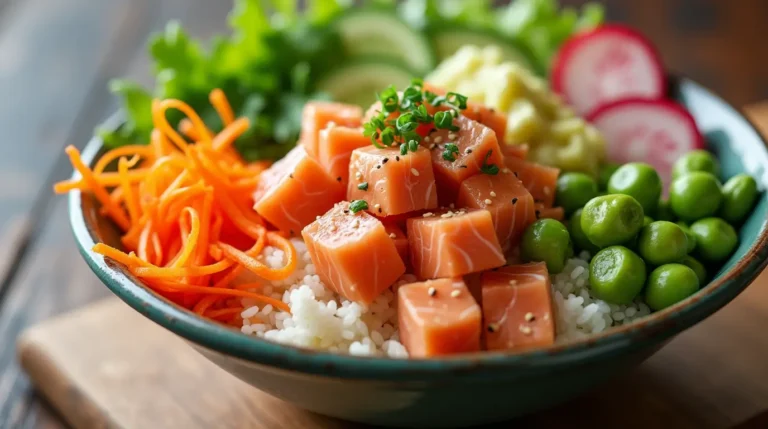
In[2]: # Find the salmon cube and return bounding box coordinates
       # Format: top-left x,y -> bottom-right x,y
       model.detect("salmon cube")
383,223 -> 409,267
407,208 -> 505,279
456,171 -> 536,251
347,146 -> 438,216
425,115 -> 504,204
302,202 -> 405,304
317,126 -> 370,185
501,143 -> 529,160
481,263 -> 555,351
254,146 -> 345,235
503,157 -> 560,207
424,83 -> 508,142
398,278 -> 482,357
535,204 -> 565,221
299,102 -> 363,158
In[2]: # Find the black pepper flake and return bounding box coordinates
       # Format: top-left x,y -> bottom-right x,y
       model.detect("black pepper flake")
514,171 -> 519,178
336,176 -> 342,182
289,229 -> 295,236
376,165 -> 381,169
512,198 -> 518,204
490,108 -> 496,113
395,156 -> 400,161
459,165 -> 468,169
344,210 -> 350,214
466,149 -> 473,154
289,174 -> 294,179
429,128 -> 437,134
378,207 -> 382,213
382,158 -> 389,164
487,324 -> 497,333
535,210 -> 541,219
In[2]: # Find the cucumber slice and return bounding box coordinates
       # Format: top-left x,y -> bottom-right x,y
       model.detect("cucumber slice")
334,9 -> 436,75
316,60 -> 415,107
430,26 -> 540,74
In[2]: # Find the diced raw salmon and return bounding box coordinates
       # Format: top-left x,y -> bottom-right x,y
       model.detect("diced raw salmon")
254,146 -> 345,235
347,146 -> 438,216
398,278 -> 482,357
424,83 -> 509,142
535,204 -> 565,221
317,126 -> 370,185
299,102 -> 363,158
383,222 -> 409,267
407,208 -> 505,279
501,143 -> 529,160
503,157 -> 560,207
481,262 -> 555,351
302,202 -> 405,304
425,115 -> 504,204
456,171 -> 536,251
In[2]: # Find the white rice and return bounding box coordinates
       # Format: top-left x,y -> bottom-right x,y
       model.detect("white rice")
236,241 -> 651,356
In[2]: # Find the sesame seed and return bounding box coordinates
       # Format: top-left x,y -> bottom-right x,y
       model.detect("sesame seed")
465,148 -> 473,154
434,136 -> 443,143
520,325 -> 532,335
389,233 -> 396,239
525,312 -> 536,322
423,212 -> 434,217
330,225 -> 337,232
355,171 -> 362,180
289,174 -> 294,179
441,212 -> 454,218
374,203 -> 381,209
484,199 -> 493,205
448,133 -> 457,140
424,136 -> 431,142
450,290 -> 461,298
315,216 -> 320,220
429,143 -> 437,150
376,165 -> 381,169
382,158 -> 389,164
395,156 -> 400,161
509,280 -> 517,286
543,186 -> 551,196
411,168 -> 420,176
487,323 -> 498,333
428,287 -> 437,297
352,219 -> 360,228
502,168 -> 511,174
490,191 -> 497,197
327,121 -> 337,128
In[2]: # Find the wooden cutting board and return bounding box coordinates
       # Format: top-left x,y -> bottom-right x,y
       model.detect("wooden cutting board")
16,268 -> 768,429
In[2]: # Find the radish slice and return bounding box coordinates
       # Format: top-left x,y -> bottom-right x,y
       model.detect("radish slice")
587,98 -> 705,188
552,25 -> 666,117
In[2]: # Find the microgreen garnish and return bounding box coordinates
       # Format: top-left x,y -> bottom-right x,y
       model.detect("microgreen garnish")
357,182 -> 369,191
480,150 -> 500,175
362,79 -> 468,156
349,200 -> 368,214
442,143 -> 460,162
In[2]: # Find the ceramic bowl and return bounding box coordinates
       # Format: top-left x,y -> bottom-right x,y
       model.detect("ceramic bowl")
69,77 -> 768,428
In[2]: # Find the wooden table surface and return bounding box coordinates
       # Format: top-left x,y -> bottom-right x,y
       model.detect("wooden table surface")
0,1 -> 767,428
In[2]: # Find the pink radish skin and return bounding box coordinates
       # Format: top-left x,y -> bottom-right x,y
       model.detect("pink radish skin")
552,25 -> 667,117
587,98 -> 705,188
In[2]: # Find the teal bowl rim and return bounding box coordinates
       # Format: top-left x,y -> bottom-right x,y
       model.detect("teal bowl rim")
69,77 -> 768,382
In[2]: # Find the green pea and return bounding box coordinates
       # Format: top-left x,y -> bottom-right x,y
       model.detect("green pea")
655,199 -> 676,222
569,209 -> 600,255
690,217 -> 738,262
521,219 -> 573,274
645,264 -> 700,310
636,221 -> 688,266
672,150 -> 720,180
555,172 -> 599,215
718,174 -> 759,224
680,255 -> 707,285
589,246 -> 646,305
669,172 -> 723,221
675,221 -> 697,253
581,194 -> 645,248
607,162 -> 663,214
597,162 -> 621,190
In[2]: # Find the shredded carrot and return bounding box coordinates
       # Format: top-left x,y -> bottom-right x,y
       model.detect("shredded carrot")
59,89 -> 297,324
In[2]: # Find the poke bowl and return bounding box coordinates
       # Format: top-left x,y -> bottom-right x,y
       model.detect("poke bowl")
58,2 -> 768,428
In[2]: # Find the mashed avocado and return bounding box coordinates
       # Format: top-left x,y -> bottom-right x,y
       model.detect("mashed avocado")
426,45 -> 605,176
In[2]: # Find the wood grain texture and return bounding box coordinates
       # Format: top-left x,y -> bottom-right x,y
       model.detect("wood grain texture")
16,266 -> 768,429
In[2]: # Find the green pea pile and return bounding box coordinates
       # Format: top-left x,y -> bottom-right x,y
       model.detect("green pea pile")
520,150 -> 760,312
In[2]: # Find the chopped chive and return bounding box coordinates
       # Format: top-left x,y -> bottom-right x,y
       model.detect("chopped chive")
357,182 -> 369,191
399,143 -> 407,155
349,200 -> 368,213
408,140 -> 419,152
480,150 -> 499,175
